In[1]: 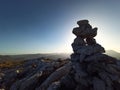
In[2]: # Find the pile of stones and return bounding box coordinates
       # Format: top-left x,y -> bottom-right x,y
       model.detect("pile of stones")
14,20 -> 120,90
59,20 -> 120,90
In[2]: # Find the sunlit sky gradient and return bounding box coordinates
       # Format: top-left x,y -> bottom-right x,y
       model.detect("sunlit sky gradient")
0,0 -> 120,55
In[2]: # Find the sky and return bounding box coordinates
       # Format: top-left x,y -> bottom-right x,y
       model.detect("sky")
0,0 -> 120,55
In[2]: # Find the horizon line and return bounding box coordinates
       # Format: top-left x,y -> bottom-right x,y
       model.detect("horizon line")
0,49 -> 120,56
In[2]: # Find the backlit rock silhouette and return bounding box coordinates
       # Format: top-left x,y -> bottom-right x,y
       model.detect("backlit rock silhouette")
70,20 -> 107,90
59,20 -> 120,90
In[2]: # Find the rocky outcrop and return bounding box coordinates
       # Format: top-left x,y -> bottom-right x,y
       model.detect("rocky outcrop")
59,20 -> 120,90
0,59 -> 69,90
0,20 -> 120,90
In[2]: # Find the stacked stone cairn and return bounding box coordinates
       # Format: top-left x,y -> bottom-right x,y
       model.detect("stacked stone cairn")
60,20 -> 120,90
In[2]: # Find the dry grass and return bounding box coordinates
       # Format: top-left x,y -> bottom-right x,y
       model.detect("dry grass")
0,60 -> 24,68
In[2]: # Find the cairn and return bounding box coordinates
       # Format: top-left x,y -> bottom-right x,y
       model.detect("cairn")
59,20 -> 120,90
28,20 -> 120,90
71,20 -> 105,62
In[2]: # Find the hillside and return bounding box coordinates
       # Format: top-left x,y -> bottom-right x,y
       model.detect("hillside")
0,53 -> 70,62
0,50 -> 120,62
106,50 -> 120,59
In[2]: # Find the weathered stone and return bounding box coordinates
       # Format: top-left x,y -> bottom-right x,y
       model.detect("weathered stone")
10,79 -> 23,90
105,64 -> 120,75
75,84 -> 89,90
77,20 -> 89,25
107,74 -> 119,81
79,54 -> 86,62
109,64 -> 120,71
86,38 -> 96,45
73,63 -> 87,77
116,60 -> 120,66
71,54 -> 80,62
60,75 -> 76,90
92,44 -> 105,53
72,27 -> 83,37
91,27 -> 98,37
37,63 -> 72,90
113,81 -> 120,90
84,53 -> 106,62
106,86 -> 114,90
72,27 -> 97,38
19,72 -> 42,90
93,77 -> 106,90
82,27 -> 97,38
73,37 -> 86,45
99,71 -> 112,86
47,81 -> 60,90
87,62 -> 106,75
71,43 -> 83,53
75,44 -> 105,55
75,77 -> 88,86
84,24 -> 92,30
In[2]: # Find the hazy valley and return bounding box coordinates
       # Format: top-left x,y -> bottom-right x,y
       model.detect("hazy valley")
0,50 -> 120,62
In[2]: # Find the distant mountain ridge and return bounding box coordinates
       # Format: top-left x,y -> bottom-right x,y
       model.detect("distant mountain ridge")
106,50 -> 120,59
0,53 -> 70,61
0,55 -> 14,61
0,50 -> 120,61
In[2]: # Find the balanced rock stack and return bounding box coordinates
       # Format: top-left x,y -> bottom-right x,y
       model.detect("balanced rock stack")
71,20 -> 105,62
60,20 -> 120,90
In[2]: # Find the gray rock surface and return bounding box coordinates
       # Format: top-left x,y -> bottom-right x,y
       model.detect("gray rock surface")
60,20 -> 120,90
77,20 -> 89,25
93,77 -> 106,90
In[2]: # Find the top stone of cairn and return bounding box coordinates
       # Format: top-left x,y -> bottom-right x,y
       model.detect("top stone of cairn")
77,20 -> 89,25
73,20 -> 97,38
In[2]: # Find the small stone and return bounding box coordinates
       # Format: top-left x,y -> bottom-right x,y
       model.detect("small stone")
85,24 -> 92,30
93,77 -> 106,90
81,27 -> 97,38
116,60 -> 120,66
72,42 -> 86,54
47,81 -> 60,90
79,78 -> 88,86
72,25 -> 97,38
71,43 -> 83,53
73,63 -> 87,77
106,86 -> 114,90
107,74 -> 119,81
79,54 -> 86,62
72,27 -> 83,37
73,37 -> 86,46
76,44 -> 105,55
86,38 -> 96,45
99,71 -> 112,86
60,75 -> 76,89
70,54 -> 80,62
75,84 -> 89,90
105,64 -> 119,75
93,44 -> 105,53
77,20 -> 89,25
106,64 -> 120,72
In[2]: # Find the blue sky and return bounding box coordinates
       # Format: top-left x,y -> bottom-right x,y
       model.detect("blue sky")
0,0 -> 120,54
